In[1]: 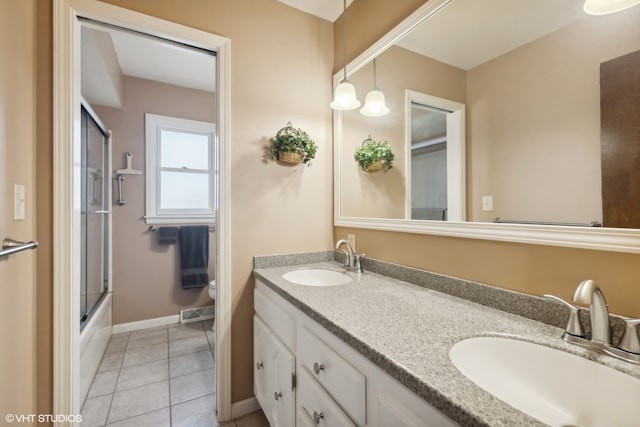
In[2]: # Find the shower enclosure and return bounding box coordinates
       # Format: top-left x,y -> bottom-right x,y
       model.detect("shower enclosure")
80,102 -> 111,328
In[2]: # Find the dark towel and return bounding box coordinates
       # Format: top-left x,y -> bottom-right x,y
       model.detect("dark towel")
179,225 -> 209,289
158,227 -> 179,245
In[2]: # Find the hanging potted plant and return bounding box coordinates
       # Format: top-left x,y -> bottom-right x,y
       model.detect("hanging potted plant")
354,136 -> 394,172
271,122 -> 318,166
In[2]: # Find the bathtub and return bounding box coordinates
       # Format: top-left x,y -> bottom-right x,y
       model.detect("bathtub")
79,292 -> 112,404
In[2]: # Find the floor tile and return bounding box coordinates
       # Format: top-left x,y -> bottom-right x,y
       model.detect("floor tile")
235,411 -> 269,427
98,351 -> 124,373
105,335 -> 129,354
122,341 -> 167,367
107,380 -> 170,424
126,327 -> 168,349
170,367 -> 216,405
169,322 -> 206,341
170,349 -> 215,378
116,359 -> 168,392
87,370 -> 119,398
169,335 -> 210,358
105,407 -> 170,427
81,394 -> 112,427
171,393 -> 218,427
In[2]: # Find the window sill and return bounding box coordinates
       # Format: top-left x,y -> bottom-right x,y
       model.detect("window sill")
144,216 -> 215,225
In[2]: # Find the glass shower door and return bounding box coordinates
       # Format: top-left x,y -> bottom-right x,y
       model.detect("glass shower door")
81,104 -> 110,326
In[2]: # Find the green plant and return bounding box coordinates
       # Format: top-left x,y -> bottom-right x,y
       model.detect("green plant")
271,122 -> 318,166
354,136 -> 394,171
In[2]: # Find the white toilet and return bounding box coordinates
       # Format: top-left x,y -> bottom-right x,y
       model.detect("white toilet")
208,280 -> 216,331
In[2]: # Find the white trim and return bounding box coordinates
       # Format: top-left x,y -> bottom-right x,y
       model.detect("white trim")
231,397 -> 261,419
404,90 -> 466,222
332,0 -> 640,254
112,314 -> 180,334
334,217 -> 640,254
54,1 -> 232,424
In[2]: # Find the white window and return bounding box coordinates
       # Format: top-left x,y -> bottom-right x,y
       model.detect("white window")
145,114 -> 216,224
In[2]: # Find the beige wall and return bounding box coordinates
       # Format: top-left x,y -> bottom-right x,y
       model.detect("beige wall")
336,1 -> 640,319
99,0 -> 334,403
341,46 -> 465,218
93,76 -> 217,324
467,7 -> 640,223
0,0 -> 37,421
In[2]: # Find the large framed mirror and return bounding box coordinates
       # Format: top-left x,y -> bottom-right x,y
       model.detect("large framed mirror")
334,0 -> 640,253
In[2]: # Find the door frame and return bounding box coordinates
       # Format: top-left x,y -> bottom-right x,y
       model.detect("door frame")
53,0 -> 232,422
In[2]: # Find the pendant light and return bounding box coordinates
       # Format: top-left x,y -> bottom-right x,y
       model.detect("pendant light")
360,58 -> 389,117
330,0 -> 360,110
583,0 -> 640,15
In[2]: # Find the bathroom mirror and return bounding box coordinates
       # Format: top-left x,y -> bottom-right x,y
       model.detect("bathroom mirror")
334,0 -> 640,252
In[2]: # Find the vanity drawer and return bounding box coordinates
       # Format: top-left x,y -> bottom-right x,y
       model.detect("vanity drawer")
298,366 -> 357,427
297,326 -> 366,425
255,284 -> 296,349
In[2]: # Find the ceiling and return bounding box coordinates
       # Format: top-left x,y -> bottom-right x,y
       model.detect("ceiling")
396,0 -> 586,70
82,23 -> 216,108
276,0 -> 353,22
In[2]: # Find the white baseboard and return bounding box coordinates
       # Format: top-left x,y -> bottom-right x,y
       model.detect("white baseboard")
231,396 -> 260,419
112,314 -> 180,334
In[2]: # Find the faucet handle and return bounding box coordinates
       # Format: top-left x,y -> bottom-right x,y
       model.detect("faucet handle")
617,318 -> 640,355
544,294 -> 586,338
354,253 -> 366,273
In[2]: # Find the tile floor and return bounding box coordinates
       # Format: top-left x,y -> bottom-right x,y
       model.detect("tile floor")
81,320 -> 269,427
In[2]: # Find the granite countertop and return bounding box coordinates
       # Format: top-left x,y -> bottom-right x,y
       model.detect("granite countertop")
253,259 -> 640,427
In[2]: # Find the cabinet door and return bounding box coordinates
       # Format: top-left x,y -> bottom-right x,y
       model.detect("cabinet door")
270,333 -> 296,427
254,315 -> 271,421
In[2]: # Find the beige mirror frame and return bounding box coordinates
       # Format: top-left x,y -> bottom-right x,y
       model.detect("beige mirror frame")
333,0 -> 640,253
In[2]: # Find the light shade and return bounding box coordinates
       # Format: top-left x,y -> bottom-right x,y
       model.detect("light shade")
360,90 -> 389,117
583,0 -> 640,15
330,81 -> 361,110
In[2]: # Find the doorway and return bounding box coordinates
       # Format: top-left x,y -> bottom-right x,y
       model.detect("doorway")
405,90 -> 466,221
53,1 -> 231,423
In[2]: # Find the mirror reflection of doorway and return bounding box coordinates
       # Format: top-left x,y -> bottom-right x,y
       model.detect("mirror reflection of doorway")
411,102 -> 448,220
405,90 -> 465,222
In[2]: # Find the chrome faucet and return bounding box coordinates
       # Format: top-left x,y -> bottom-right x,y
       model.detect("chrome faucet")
335,239 -> 365,272
335,239 -> 354,269
572,279 -> 611,345
547,281 -> 640,364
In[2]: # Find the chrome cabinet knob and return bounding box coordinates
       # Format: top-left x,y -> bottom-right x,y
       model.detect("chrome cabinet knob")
256,361 -> 263,370
313,362 -> 325,375
618,318 -> 640,355
313,411 -> 324,424
274,391 -> 282,401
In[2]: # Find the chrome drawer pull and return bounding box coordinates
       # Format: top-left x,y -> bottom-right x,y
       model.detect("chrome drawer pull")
274,391 -> 282,401
313,411 -> 324,424
313,362 -> 325,375
256,362 -> 263,370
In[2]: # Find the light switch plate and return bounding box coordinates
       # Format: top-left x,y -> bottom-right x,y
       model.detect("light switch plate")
14,184 -> 25,221
482,195 -> 493,212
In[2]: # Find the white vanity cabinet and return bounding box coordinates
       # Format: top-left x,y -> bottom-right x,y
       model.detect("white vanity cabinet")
254,279 -> 458,427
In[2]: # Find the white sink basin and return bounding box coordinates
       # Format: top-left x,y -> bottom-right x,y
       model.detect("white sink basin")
450,336 -> 640,427
282,268 -> 352,286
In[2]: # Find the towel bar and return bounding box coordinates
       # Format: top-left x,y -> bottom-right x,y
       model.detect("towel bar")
493,218 -> 602,227
148,225 -> 215,232
0,238 -> 39,258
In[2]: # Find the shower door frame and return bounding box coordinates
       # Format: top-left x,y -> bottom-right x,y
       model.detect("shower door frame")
53,0 -> 232,422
